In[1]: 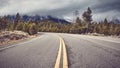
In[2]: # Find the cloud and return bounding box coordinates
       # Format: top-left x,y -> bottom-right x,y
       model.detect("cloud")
93,10 -> 120,22
92,0 -> 120,13
0,0 -> 9,8
0,0 -> 91,15
0,0 -> 120,21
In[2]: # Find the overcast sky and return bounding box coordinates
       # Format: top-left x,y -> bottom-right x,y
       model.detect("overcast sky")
0,0 -> 120,22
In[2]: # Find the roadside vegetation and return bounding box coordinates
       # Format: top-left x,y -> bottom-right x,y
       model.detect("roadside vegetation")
0,7 -> 120,36
0,31 -> 29,46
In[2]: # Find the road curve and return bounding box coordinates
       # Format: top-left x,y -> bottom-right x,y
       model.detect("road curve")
0,33 -> 120,68
0,33 -> 59,68
59,33 -> 120,68
54,37 -> 68,68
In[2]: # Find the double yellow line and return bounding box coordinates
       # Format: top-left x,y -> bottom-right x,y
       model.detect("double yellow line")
54,37 -> 68,68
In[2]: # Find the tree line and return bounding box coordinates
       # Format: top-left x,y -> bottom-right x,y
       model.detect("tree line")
0,7 -> 120,35
0,13 -> 38,35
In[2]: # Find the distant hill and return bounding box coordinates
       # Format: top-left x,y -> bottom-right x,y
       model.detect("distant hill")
5,15 -> 70,24
46,16 -> 70,24
113,18 -> 120,24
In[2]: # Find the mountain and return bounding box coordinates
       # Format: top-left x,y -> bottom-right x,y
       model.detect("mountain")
113,18 -> 120,24
5,15 -> 70,24
46,16 -> 70,24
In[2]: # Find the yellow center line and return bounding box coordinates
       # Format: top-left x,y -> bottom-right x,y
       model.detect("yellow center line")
61,38 -> 68,68
54,36 -> 68,68
54,37 -> 62,68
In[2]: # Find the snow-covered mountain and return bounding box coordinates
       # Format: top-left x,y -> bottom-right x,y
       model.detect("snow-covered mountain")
5,15 -> 70,24
113,18 -> 120,24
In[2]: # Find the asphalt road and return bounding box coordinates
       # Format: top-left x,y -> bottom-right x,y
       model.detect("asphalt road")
59,33 -> 120,68
0,33 -> 59,68
0,33 -> 120,68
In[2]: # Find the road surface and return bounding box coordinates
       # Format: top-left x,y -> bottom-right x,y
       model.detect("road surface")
0,33 -> 120,68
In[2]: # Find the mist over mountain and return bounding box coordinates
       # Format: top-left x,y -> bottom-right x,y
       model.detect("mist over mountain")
0,0 -> 120,22
4,15 -> 70,24
113,18 -> 120,24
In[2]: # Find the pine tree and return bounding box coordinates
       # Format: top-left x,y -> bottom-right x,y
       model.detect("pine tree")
15,22 -> 24,30
14,13 -> 22,30
28,23 -> 38,35
82,7 -> 92,33
76,17 -> 81,26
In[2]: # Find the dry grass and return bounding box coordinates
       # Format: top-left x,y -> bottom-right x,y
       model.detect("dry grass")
0,31 -> 29,46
